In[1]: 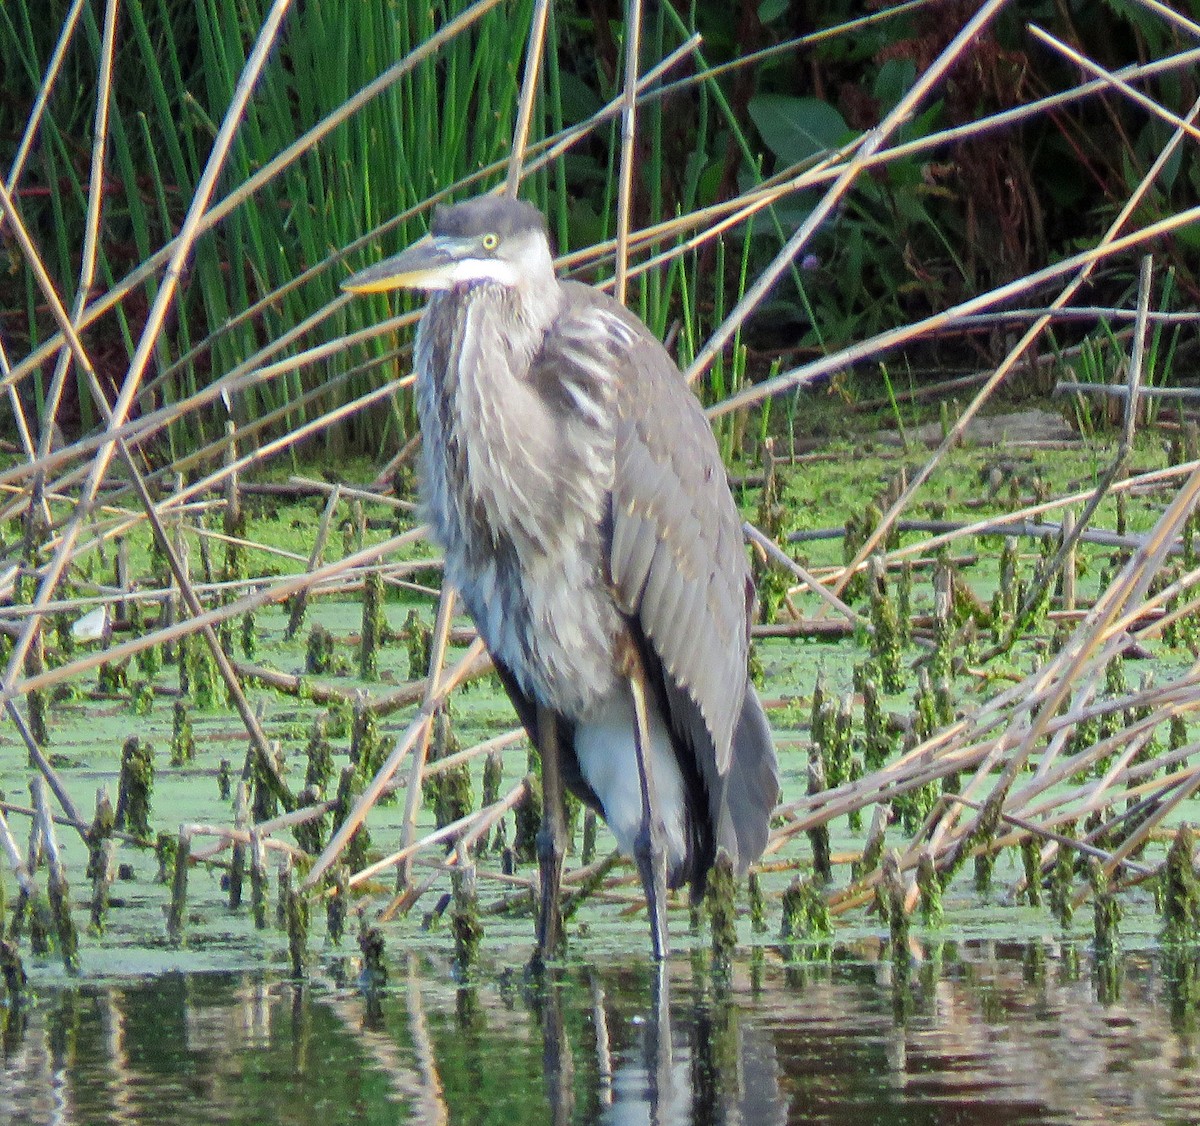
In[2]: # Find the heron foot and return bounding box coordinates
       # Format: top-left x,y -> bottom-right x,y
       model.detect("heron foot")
634,818 -> 670,960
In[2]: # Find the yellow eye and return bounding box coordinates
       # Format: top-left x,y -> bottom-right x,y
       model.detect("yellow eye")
481,232 -> 499,251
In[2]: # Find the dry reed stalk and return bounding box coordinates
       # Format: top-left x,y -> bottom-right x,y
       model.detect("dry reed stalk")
880,461 -> 1200,569
230,662 -> 385,710
307,719 -> 431,886
0,323 -> 415,556
916,516 -> 1152,859
2,15 -> 1191,464
346,778 -> 530,894
286,483 -> 341,639
0,797 -> 141,847
395,586 -> 459,890
182,824 -> 309,861
289,476 -> 415,513
986,669 -> 1200,806
302,629 -> 487,890
10,499 -> 219,563
190,524 -> 308,566
0,347 -> 374,512
578,29 -> 1185,286
4,0 -> 86,188
0,808 -> 37,900
407,852 -> 533,891
613,0 -> 644,306
1,0 -> 295,719
771,725 -> 986,828
190,799 -> 336,863
743,199 -> 1192,398
366,653 -> 494,718
743,522 -> 865,625
33,776 -> 79,972
413,728 -> 526,785
370,434 -> 422,492
383,862 -> 448,923
5,703 -> 87,837
943,795 -> 1154,877
32,0 -> 117,533
505,0 -> 550,196
10,411 -> 278,793
2,553 -> 425,626
1031,27 -> 1200,144
481,876 -> 640,919
7,529 -> 431,701
689,0 -> 1005,386
376,778 -> 532,920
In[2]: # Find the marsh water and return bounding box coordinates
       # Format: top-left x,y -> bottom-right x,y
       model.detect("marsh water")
5,938 -> 1200,1125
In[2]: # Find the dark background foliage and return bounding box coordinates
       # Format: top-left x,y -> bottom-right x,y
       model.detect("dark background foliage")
1,0 -> 1197,454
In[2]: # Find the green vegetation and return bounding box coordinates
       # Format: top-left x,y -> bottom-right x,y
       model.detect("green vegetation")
1,1 -> 1195,458
2,433 -> 1200,968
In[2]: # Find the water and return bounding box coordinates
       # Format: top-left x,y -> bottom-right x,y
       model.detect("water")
5,941 -> 1200,1125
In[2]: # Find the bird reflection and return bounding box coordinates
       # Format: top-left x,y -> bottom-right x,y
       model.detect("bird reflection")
537,962 -> 788,1126
532,971 -> 576,1126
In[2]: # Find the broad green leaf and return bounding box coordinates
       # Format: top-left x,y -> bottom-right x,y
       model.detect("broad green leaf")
748,94 -> 849,167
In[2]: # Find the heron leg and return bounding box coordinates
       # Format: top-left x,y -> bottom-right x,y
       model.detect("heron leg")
628,667 -> 670,960
534,704 -> 567,965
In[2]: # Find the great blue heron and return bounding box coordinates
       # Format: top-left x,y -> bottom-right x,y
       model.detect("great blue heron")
344,194 -> 778,960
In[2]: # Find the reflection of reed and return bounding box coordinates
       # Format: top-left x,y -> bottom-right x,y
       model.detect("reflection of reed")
590,973 -> 614,1107
1,1005 -> 65,1126
98,987 -> 137,1126
318,955 -> 446,1118
7,946 -> 1200,1123
756,943 -> 1200,1124
892,947 -> 1198,1123
403,954 -> 449,1125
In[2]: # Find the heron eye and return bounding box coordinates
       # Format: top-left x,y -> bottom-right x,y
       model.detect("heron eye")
481,232 -> 499,251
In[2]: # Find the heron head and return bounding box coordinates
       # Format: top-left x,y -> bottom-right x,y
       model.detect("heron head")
342,195 -> 553,295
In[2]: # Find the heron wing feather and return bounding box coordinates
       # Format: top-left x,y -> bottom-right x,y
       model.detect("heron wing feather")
535,281 -> 776,883
554,285 -> 751,780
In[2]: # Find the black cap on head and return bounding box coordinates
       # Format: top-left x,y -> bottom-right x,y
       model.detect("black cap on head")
431,195 -> 548,242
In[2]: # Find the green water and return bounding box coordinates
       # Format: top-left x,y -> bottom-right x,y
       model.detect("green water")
5,943 -> 1200,1125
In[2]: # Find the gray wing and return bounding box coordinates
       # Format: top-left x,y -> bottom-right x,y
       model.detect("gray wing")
557,286 -> 753,766
555,282 -> 778,879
